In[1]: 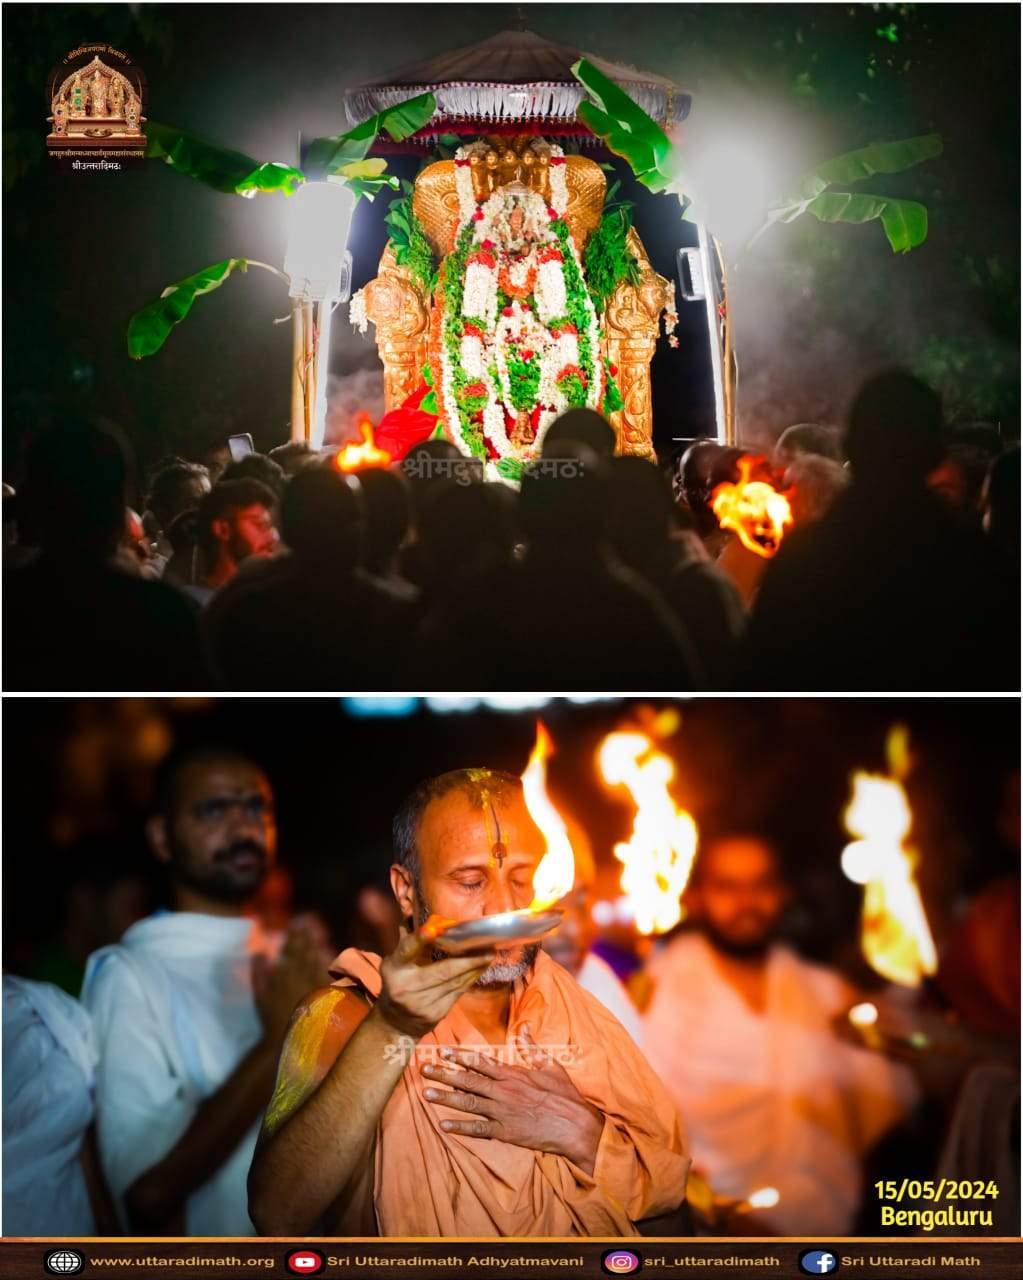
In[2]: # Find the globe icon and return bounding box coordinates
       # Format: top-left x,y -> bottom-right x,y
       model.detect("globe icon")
45,1249 -> 84,1276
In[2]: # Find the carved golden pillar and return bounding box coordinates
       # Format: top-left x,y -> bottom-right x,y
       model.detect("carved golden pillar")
359,245 -> 431,413
603,228 -> 672,460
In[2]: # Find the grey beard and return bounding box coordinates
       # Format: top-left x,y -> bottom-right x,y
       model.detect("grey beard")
414,893 -> 538,987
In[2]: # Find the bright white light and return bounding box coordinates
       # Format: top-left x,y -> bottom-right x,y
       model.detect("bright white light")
841,839 -> 879,885
284,180 -> 355,301
424,697 -> 484,713
849,1002 -> 879,1027
748,1187 -> 780,1210
613,896 -> 636,924
591,900 -> 615,927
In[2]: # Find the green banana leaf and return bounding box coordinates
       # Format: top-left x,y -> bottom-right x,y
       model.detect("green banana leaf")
570,58 -> 676,193
304,92 -> 436,179
145,122 -> 304,197
752,133 -> 942,254
127,259 -> 249,358
794,133 -> 943,201
789,191 -> 929,254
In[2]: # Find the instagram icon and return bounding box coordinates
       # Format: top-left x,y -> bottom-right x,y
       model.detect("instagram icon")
601,1249 -> 643,1275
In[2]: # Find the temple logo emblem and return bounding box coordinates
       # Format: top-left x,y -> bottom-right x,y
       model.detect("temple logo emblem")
46,45 -> 147,165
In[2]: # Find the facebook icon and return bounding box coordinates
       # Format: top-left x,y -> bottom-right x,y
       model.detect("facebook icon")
798,1250 -> 839,1275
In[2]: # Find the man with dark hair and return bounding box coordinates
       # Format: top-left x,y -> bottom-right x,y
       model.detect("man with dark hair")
267,440 -> 317,477
187,478 -> 279,606
220,453 -> 286,499
3,417 -> 203,689
744,369 -> 1003,690
541,407 -> 616,459
249,768 -> 689,1237
82,747 -> 325,1235
144,459 -> 211,558
642,833 -> 917,1236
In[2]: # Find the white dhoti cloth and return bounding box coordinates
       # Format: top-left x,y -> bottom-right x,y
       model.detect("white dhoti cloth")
2,975 -> 98,1236
642,933 -> 918,1234
82,912 -> 278,1236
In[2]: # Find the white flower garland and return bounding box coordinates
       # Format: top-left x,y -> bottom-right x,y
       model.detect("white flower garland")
348,287 -> 368,334
439,142 -> 603,466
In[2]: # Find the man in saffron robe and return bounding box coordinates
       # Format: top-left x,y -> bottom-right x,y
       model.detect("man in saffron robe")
248,769 -> 689,1237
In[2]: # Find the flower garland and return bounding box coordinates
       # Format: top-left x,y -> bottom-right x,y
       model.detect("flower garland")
435,142 -> 605,465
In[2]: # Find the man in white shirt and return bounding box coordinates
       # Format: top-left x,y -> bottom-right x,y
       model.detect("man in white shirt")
641,832 -> 918,1235
82,747 -> 324,1235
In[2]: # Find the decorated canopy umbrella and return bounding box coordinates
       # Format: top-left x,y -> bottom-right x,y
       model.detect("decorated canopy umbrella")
341,27 -> 691,145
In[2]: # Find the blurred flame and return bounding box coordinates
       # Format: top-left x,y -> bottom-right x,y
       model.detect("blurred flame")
522,722 -> 575,911
841,725 -> 937,987
748,1187 -> 780,1210
597,730 -> 698,935
335,419 -> 391,472
711,455 -> 793,557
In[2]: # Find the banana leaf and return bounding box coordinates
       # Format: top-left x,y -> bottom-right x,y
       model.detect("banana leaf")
145,122 -> 304,197
304,92 -> 436,179
793,133 -> 942,201
127,259 -> 249,358
792,191 -> 930,254
570,59 -> 676,193
751,133 -> 942,254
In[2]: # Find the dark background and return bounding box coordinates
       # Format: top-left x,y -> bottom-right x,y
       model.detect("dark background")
3,696 -> 1018,988
3,4 -> 1019,489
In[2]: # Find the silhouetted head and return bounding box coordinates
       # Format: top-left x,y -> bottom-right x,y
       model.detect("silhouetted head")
268,440 -> 317,477
542,408 -> 616,459
220,452 -> 285,499
145,459 -> 211,534
774,422 -> 842,468
280,465 -> 363,568
419,481 -> 515,579
355,467 -> 410,576
402,440 -> 465,523
675,440 -> 744,536
606,456 -> 673,571
845,370 -> 944,490
519,444 -> 607,553
783,454 -> 849,527
22,416 -> 127,559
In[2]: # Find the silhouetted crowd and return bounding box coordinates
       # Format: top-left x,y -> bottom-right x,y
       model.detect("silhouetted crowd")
3,369 -> 1018,691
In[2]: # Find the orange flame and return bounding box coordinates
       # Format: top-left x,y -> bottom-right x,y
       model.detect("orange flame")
521,722 -> 575,911
711,455 -> 793,558
335,419 -> 392,472
597,725 -> 698,935
841,725 -> 937,987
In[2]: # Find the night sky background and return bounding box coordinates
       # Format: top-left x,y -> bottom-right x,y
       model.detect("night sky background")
3,4 -> 1019,494
3,697 -> 1018,992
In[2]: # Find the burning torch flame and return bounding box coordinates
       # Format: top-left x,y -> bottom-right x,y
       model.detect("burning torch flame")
335,419 -> 392,472
711,455 -> 793,558
841,725 -> 937,988
522,722 -> 575,911
597,730 -> 698,935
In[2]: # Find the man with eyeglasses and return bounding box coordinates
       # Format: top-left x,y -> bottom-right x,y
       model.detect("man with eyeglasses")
82,747 -> 326,1235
